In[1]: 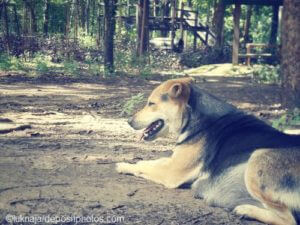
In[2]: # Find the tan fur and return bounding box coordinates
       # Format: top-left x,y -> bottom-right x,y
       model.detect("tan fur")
116,78 -> 300,225
116,77 -> 201,188
234,148 -> 300,225
116,141 -> 203,188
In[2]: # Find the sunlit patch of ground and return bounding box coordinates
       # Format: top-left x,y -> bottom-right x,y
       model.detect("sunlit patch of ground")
184,63 -> 254,76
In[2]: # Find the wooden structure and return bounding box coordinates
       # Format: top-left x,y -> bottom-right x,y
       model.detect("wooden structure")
224,0 -> 283,65
239,43 -> 272,66
99,0 -> 216,54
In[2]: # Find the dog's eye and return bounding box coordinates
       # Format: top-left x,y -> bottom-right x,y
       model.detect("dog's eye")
148,102 -> 155,106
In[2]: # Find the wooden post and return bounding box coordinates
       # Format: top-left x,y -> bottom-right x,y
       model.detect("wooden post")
246,43 -> 251,66
193,10 -> 198,51
232,3 -> 241,65
205,25 -> 209,45
171,0 -> 176,50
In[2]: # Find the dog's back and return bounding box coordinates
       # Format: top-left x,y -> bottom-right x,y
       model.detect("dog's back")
188,84 -> 300,225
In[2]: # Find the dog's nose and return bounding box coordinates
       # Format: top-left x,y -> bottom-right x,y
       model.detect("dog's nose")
127,117 -> 134,126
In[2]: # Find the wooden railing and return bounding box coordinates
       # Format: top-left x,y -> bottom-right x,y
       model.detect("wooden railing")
239,43 -> 272,66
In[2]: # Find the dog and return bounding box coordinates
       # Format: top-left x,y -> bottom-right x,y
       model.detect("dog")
116,77 -> 300,225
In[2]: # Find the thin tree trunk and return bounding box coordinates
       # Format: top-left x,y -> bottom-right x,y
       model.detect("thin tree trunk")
212,0 -> 225,48
74,0 -> 79,39
232,4 -> 241,65
161,1 -> 170,37
137,0 -> 149,56
80,0 -> 86,30
23,2 -> 29,35
86,0 -> 90,34
91,0 -> 96,36
97,4 -> 102,47
65,1 -> 71,36
269,5 -> 279,46
43,0 -> 50,36
25,0 -> 37,33
281,0 -> 300,108
0,4 -> 3,22
3,2 -> 10,52
103,0 -> 116,74
12,4 -> 21,37
243,5 -> 252,44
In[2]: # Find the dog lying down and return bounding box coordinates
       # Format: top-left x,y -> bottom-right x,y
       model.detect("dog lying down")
116,77 -> 300,225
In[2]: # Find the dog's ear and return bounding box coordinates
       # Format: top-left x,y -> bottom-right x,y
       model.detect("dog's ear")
169,83 -> 183,98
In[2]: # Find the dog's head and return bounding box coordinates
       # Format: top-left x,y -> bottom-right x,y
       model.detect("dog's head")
128,77 -> 195,141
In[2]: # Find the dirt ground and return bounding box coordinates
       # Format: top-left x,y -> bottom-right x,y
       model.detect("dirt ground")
0,72 -> 284,225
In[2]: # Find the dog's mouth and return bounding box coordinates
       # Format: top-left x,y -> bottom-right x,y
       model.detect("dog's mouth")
140,119 -> 164,141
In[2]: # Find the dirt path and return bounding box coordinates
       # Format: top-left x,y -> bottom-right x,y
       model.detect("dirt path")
0,73 -> 282,225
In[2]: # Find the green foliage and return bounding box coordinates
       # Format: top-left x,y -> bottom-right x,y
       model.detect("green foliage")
272,109 -> 300,131
88,63 -> 101,76
0,53 -> 25,71
115,49 -> 154,78
252,65 -> 280,84
0,54 -> 14,71
131,55 -> 153,78
33,54 -> 50,74
85,57 -> 101,76
36,61 -> 49,74
121,93 -> 144,116
63,60 -> 79,76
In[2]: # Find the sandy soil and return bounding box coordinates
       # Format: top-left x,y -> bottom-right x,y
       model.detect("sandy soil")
0,73 -> 283,225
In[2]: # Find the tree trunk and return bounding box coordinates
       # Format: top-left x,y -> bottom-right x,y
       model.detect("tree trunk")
3,2 -> 10,52
43,0 -> 50,36
137,0 -> 149,56
90,0 -> 96,36
103,0 -> 116,75
161,1 -> 170,37
65,1 -> 71,36
269,5 -> 279,46
75,0 -> 80,39
0,4 -> 3,22
3,3 -> 9,38
81,0 -> 85,30
281,0 -> 300,108
13,4 -> 21,37
243,5 -> 252,44
86,0 -> 90,34
232,4 -> 241,65
24,0 -> 37,33
212,0 -> 225,48
23,2 -> 29,35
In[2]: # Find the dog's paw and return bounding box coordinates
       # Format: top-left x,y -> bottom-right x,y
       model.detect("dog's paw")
233,204 -> 256,219
115,162 -> 134,174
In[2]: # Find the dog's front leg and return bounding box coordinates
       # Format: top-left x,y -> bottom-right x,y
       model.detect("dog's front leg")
116,158 -> 194,188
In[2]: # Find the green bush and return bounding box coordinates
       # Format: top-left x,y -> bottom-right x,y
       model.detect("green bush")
121,93 -> 144,116
63,60 -> 79,76
0,53 -> 25,71
272,108 -> 300,131
252,65 -> 280,84
0,54 -> 13,71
